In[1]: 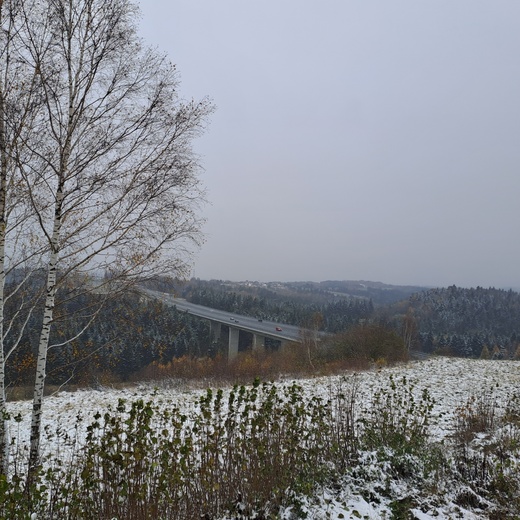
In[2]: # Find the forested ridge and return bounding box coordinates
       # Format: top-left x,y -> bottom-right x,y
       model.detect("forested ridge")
402,285 -> 520,358
7,289 -> 214,388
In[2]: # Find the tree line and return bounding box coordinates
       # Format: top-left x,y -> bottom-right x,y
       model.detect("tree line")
399,285 -> 520,358
5,289 -> 213,388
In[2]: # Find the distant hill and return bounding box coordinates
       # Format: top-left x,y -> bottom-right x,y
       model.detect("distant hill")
283,280 -> 430,306
168,278 -> 429,308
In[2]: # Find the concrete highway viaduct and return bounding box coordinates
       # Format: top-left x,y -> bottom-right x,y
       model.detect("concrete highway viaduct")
142,289 -> 305,360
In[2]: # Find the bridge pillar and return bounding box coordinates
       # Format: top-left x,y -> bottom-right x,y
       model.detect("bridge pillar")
228,327 -> 239,360
252,334 -> 265,350
210,321 -> 221,341
279,340 -> 290,352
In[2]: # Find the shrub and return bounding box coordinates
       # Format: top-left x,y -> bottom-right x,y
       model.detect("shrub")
0,380 -> 356,518
327,324 -> 408,365
358,375 -> 438,480
451,390 -> 520,517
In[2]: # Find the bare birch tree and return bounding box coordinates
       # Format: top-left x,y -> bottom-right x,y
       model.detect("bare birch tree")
1,0 -> 212,476
0,0 -> 52,475
401,307 -> 418,354
299,312 -> 324,370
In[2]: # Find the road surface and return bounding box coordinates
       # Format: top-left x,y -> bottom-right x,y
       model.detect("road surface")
142,289 -> 304,342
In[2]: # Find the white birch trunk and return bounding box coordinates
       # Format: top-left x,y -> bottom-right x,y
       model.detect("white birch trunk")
28,189 -> 62,473
0,221 -> 7,476
0,71 -> 8,476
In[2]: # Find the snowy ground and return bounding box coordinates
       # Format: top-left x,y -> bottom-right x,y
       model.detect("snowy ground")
6,357 -> 520,519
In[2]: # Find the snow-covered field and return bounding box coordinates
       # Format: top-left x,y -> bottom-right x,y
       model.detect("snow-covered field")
6,357 -> 520,519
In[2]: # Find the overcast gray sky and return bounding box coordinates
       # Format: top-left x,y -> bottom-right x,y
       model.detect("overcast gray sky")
138,1 -> 520,288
